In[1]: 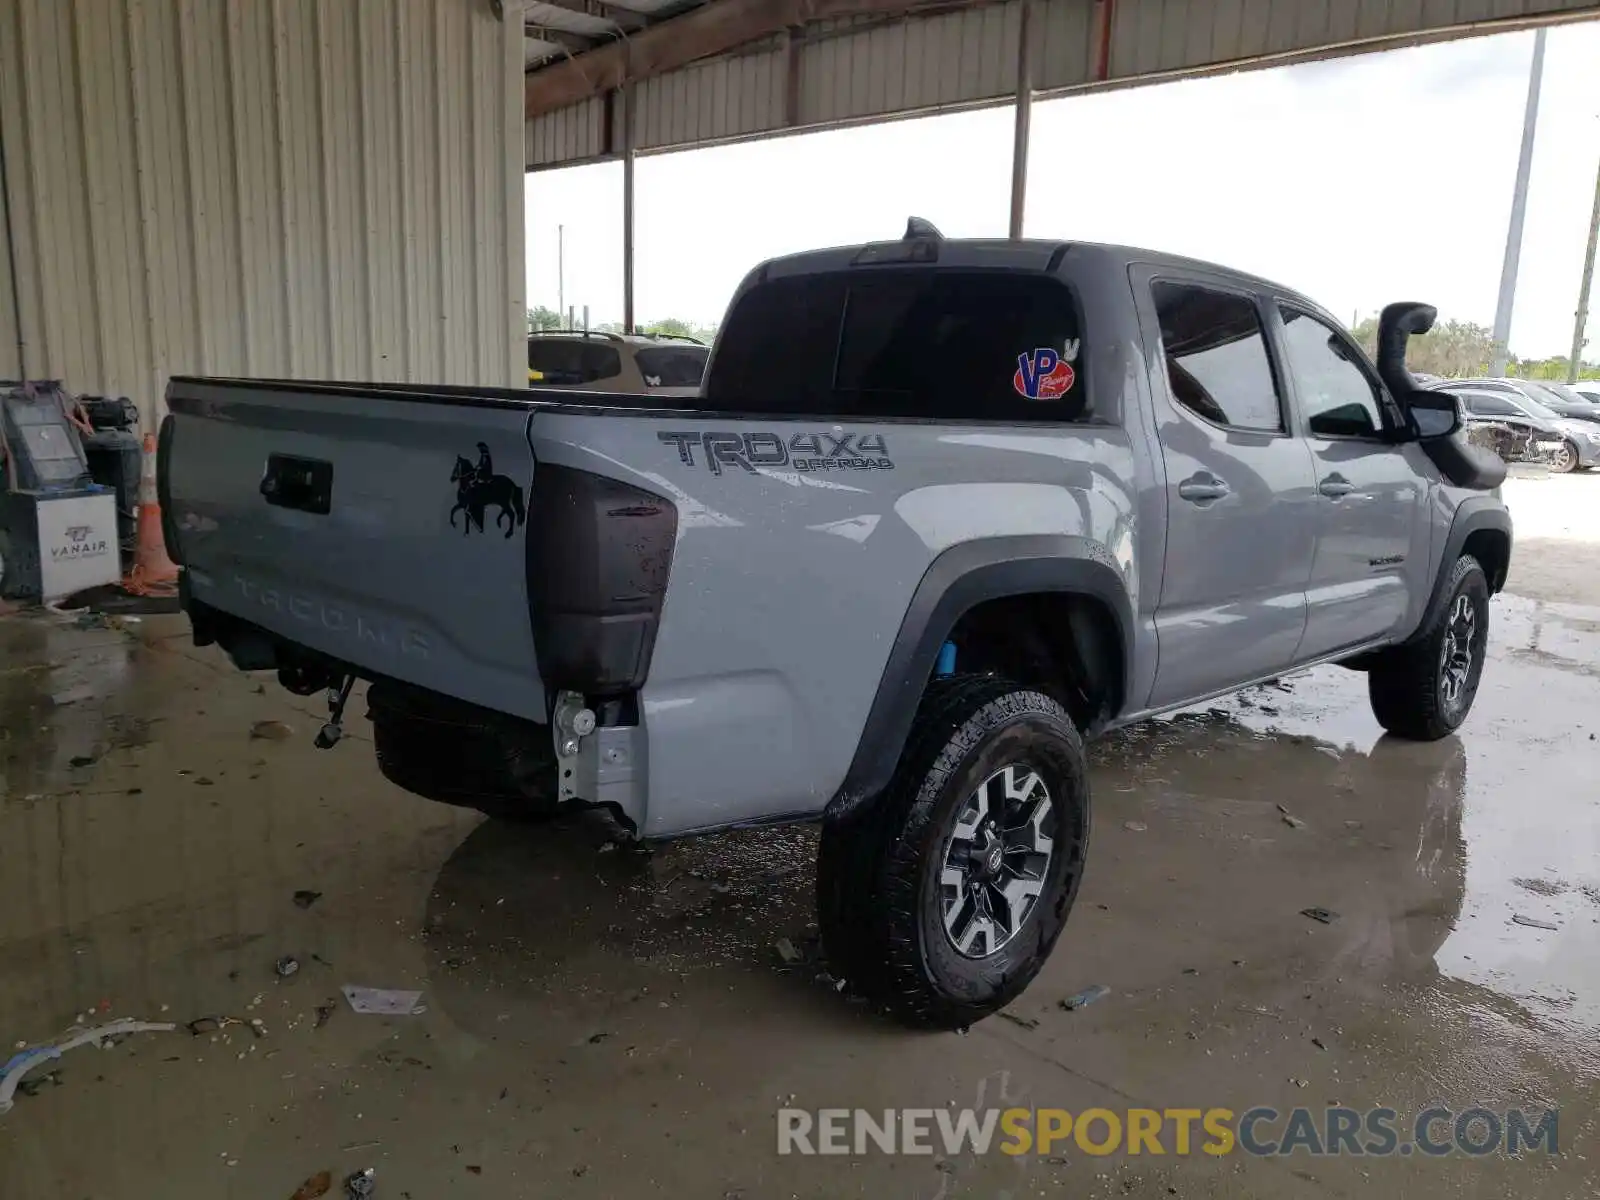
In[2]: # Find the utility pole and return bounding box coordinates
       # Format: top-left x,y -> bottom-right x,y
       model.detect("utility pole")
1491,29 -> 1547,377
1570,153 -> 1600,383
557,224 -> 565,329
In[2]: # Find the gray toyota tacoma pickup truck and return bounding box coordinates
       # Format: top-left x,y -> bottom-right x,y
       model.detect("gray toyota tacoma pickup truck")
160,221 -> 1511,1030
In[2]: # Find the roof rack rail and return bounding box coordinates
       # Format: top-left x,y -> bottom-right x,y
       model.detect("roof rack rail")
527,329 -> 623,342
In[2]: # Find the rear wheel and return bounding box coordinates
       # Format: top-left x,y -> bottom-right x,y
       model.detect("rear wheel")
817,675 -> 1089,1029
1367,556 -> 1490,741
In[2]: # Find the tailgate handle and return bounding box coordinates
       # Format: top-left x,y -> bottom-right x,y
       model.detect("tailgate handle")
261,454 -> 333,515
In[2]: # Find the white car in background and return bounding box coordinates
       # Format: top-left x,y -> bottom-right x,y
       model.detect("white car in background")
527,331 -> 708,399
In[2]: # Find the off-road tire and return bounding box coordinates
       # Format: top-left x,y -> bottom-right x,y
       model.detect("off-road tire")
368,681 -> 560,821
817,674 -> 1090,1029
1367,555 -> 1490,741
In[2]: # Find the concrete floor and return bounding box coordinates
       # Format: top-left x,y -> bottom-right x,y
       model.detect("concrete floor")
1,476 -> 1598,1199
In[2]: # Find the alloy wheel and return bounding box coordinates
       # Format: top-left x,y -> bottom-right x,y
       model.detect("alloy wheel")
1439,593 -> 1480,716
939,764 -> 1056,958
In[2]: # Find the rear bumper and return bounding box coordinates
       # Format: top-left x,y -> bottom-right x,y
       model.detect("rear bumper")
183,581 -> 649,831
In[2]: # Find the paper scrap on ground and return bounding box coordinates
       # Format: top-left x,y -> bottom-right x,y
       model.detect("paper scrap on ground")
341,986 -> 425,1016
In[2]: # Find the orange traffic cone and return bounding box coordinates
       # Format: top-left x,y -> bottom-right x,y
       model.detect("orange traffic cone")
123,432 -> 178,597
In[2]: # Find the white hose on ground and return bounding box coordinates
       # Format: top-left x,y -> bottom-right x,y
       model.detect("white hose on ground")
0,1018 -> 176,1114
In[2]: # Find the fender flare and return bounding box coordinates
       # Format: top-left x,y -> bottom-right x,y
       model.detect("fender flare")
1409,499 -> 1512,642
826,536 -> 1135,819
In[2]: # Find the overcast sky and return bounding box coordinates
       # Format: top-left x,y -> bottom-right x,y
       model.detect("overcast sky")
527,21 -> 1600,360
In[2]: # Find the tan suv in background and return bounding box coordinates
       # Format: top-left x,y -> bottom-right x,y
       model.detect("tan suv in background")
527,331 -> 708,398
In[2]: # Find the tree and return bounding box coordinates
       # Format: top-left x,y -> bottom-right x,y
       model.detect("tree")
641,316 -> 717,343
527,306 -> 564,332
1349,313 -> 1494,378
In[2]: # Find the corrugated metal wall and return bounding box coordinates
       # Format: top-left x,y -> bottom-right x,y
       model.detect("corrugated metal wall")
526,0 -> 1600,167
0,0 -> 526,428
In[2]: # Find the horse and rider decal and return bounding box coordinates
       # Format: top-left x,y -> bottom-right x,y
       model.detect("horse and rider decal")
449,442 -> 527,539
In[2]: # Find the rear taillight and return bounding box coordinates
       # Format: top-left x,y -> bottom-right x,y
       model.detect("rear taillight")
525,465 -> 677,696
156,413 -> 183,566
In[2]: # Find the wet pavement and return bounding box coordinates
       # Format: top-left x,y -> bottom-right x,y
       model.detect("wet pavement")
2,478 -> 1598,1199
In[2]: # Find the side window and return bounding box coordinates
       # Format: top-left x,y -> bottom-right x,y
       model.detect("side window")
1474,394 -> 1520,418
1277,307 -> 1386,439
1151,282 -> 1283,432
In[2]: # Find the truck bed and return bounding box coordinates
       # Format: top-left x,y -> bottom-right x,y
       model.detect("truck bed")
162,376 -> 667,722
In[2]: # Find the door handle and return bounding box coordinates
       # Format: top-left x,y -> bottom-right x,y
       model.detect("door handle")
1319,475 -> 1355,499
1177,473 -> 1230,503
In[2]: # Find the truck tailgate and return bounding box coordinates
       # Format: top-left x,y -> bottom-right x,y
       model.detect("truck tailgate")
164,379 -> 545,720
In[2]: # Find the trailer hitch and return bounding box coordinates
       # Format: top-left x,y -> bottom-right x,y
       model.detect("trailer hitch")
314,675 -> 357,750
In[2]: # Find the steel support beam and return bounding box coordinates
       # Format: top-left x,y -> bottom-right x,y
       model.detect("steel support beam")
622,76 -> 636,333
1009,0 -> 1033,238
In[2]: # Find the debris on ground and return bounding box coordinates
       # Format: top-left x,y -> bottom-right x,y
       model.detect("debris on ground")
314,1003 -> 336,1030
250,720 -> 295,741
587,1032 -> 611,1044
1235,1005 -> 1281,1020
1060,985 -> 1111,1011
16,1070 -> 62,1097
0,1017 -> 177,1115
997,1011 -> 1039,1031
1300,907 -> 1339,925
1123,821 -> 1148,832
293,890 -> 322,909
68,754 -> 98,769
1290,1078 -> 1308,1088
1311,1037 -> 1328,1051
773,938 -> 804,966
276,956 -> 300,978
1511,914 -> 1560,931
1281,814 -> 1306,830
342,986 -> 425,1016
186,1017 -> 221,1036
343,1167 -> 376,1199
290,1170 -> 333,1200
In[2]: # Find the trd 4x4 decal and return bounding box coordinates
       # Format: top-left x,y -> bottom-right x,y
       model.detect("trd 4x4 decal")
449,442 -> 527,538
658,431 -> 894,476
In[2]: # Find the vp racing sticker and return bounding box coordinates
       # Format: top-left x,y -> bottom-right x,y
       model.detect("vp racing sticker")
659,430 -> 893,476
1013,339 -> 1079,400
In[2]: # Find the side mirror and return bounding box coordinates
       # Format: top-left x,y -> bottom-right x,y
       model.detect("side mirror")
1407,391 -> 1461,440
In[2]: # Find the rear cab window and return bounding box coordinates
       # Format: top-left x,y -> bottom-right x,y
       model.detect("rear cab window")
703,269 -> 1086,421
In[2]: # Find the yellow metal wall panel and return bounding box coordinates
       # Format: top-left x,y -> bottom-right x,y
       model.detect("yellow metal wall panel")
0,0 -> 525,428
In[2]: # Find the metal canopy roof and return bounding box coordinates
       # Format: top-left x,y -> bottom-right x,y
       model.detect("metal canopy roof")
524,0 -> 1600,170
522,0 -> 712,69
